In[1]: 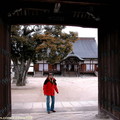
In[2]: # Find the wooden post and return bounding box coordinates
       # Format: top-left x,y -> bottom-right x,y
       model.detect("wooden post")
96,23 -> 120,119
0,17 -> 11,117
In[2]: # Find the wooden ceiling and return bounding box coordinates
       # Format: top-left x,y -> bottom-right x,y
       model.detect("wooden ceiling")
1,0 -> 119,27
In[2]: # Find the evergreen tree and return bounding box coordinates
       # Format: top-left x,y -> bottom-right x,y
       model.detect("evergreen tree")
11,25 -> 43,86
11,25 -> 78,86
36,25 -> 78,64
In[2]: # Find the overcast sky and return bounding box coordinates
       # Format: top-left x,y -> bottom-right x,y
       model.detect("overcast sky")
63,26 -> 98,44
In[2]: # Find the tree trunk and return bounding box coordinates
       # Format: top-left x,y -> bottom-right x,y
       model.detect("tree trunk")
12,59 -> 18,84
12,58 -> 32,86
16,59 -> 31,86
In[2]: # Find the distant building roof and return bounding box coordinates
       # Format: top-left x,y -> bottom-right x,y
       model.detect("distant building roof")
63,51 -> 84,61
72,37 -> 98,59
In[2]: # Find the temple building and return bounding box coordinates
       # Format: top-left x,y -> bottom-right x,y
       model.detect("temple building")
34,37 -> 98,76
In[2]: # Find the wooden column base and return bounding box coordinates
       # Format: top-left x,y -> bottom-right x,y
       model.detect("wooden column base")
96,111 -> 110,119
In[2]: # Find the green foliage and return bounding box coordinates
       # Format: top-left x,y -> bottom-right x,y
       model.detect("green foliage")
11,25 -> 43,63
36,25 -> 78,64
11,25 -> 78,64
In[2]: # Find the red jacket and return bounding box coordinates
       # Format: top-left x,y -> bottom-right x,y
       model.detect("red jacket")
43,77 -> 59,96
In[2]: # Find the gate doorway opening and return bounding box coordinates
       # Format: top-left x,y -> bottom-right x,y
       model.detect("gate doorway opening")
11,25 -> 99,118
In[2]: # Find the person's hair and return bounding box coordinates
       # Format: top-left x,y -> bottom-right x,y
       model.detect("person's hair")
48,72 -> 53,76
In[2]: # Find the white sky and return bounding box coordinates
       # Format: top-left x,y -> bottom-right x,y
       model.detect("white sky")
63,26 -> 98,44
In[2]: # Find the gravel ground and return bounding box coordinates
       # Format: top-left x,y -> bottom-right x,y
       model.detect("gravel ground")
11,75 -> 98,103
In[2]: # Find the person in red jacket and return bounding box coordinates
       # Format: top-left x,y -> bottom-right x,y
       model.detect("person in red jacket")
43,73 -> 59,114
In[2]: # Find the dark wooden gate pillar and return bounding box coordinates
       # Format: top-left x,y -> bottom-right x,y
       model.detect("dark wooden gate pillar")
98,24 -> 120,120
0,17 -> 11,117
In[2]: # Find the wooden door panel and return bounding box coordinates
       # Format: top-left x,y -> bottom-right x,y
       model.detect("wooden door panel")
98,26 -> 120,120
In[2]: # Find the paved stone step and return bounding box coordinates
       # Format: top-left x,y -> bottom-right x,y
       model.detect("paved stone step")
12,106 -> 98,114
12,101 -> 98,110
12,111 -> 113,120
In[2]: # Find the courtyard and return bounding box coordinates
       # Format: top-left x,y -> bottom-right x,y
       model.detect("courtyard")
11,75 -> 98,103
10,75 -> 114,120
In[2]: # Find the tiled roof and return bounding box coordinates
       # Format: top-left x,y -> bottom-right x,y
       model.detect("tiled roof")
63,52 -> 84,61
72,37 -> 98,59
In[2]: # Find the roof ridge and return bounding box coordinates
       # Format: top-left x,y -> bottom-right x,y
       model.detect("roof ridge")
78,37 -> 95,40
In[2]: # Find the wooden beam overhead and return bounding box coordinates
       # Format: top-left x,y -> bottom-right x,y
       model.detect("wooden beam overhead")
1,0 -> 119,27
13,0 -> 112,6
